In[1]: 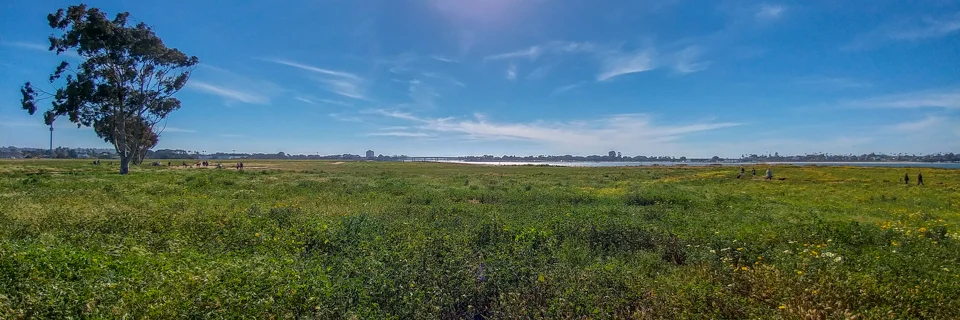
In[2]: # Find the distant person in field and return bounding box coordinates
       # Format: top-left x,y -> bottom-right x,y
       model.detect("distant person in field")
737,167 -> 744,179
752,168 -> 756,176
918,172 -> 924,185
904,173 -> 909,185
765,168 -> 773,180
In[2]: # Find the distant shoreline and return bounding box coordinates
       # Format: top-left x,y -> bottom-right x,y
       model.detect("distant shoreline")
432,160 -> 960,169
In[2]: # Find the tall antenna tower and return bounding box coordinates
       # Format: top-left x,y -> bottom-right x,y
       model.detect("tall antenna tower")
49,123 -> 54,158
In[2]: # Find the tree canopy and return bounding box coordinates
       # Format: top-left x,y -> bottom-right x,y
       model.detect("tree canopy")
20,4 -> 198,174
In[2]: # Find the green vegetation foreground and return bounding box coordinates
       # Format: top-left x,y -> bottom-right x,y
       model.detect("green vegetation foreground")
1,160 -> 958,318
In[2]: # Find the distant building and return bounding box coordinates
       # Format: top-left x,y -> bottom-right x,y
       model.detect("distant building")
366,150 -> 375,159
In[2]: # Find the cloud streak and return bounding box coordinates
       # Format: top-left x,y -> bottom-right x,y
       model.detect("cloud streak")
755,4 -> 785,19
597,49 -> 656,81
672,46 -> 711,74
318,78 -> 367,100
266,58 -> 369,100
0,120 -> 45,128
1,41 -> 80,58
844,12 -> 960,50
486,41 -> 699,81
188,81 -> 270,104
891,115 -> 944,133
295,97 -> 316,104
552,82 -> 586,95
265,58 -> 362,81
506,63 -> 517,81
430,55 -> 459,63
161,127 -> 196,133
367,131 -> 432,137
847,89 -> 960,109
795,76 -> 871,90
319,99 -> 353,107
372,109 -> 740,153
484,46 -> 543,61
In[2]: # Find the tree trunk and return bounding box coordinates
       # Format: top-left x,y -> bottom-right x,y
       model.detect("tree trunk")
119,154 -> 131,175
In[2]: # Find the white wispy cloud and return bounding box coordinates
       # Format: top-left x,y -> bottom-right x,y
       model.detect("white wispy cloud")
420,72 -> 466,87
3,41 -> 48,51
484,46 -> 543,61
188,81 -> 270,104
887,12 -> 960,40
673,46 -> 711,74
161,127 -> 196,133
755,4 -> 785,19
484,41 -> 596,62
372,109 -> 740,152
845,12 -> 960,50
506,63 -> 517,81
526,65 -> 554,80
265,58 -> 369,100
372,109 -> 422,122
367,132 -> 432,137
2,41 -> 80,58
891,115 -> 944,133
796,76 -> 872,90
486,41 -> 695,81
319,99 -> 353,107
295,97 -> 316,104
408,79 -> 441,108
0,120 -> 44,128
597,49 -> 656,81
265,58 -> 362,81
552,82 -> 586,95
846,89 -> 960,109
318,78 -> 367,100
329,113 -> 365,123
429,55 -> 459,63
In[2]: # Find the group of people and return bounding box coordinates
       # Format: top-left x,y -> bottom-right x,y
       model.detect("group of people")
735,166 -> 928,185
172,161 -> 233,169
91,159 -> 101,165
904,172 -> 924,185
737,167 -> 774,180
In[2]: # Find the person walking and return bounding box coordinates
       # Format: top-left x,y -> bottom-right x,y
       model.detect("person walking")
904,173 -> 909,185
752,168 -> 756,176
765,168 -> 773,180
737,167 -> 744,179
918,172 -> 924,185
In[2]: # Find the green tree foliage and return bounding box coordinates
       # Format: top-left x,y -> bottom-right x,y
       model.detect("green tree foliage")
93,115 -> 158,165
20,4 -> 198,174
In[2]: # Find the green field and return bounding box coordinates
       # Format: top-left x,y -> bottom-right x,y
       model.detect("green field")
1,160 -> 958,319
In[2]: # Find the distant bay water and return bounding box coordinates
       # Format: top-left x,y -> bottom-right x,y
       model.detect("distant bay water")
430,160 -> 960,169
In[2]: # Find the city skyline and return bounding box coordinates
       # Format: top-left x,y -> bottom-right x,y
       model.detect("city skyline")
2,0 -> 959,157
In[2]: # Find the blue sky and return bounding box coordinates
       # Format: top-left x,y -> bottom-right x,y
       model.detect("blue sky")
1,0 -> 958,157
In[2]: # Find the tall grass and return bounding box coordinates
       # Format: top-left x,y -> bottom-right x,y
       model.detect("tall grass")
1,160 -> 958,318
